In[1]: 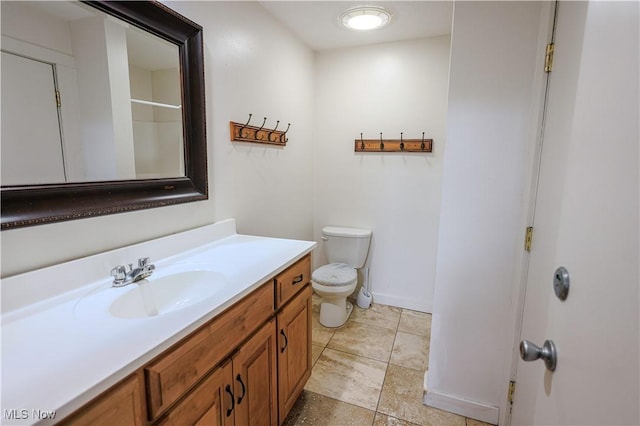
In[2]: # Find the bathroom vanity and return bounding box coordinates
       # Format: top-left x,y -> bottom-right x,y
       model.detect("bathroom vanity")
1,219 -> 316,425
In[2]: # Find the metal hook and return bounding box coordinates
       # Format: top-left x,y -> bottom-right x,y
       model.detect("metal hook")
400,132 -> 404,151
269,120 -> 280,142
282,123 -> 291,143
380,132 -> 384,151
360,133 -> 365,151
255,117 -> 267,140
240,113 -> 252,138
421,132 -> 425,150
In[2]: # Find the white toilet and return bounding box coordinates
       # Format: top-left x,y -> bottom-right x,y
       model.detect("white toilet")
312,226 -> 372,327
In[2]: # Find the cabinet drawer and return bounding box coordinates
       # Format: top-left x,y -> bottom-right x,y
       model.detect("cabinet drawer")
275,254 -> 311,308
145,282 -> 274,420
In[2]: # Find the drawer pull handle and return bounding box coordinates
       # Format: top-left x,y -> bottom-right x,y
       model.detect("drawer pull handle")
225,384 -> 235,417
236,374 -> 246,404
280,329 -> 288,353
292,274 -> 304,285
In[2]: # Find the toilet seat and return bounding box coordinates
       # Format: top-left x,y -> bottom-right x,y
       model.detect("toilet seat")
312,263 -> 358,327
312,263 -> 356,287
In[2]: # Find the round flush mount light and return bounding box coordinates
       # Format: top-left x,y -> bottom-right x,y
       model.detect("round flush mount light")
340,6 -> 391,31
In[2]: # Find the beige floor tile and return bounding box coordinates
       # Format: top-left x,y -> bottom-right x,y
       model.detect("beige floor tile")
374,413 -> 420,426
302,301 -> 470,426
283,390 -> 375,426
312,313 -> 336,347
327,321 -> 396,362
378,364 -> 466,426
304,347 -> 387,411
311,344 -> 324,367
390,331 -> 430,371
466,419 -> 495,426
351,303 -> 402,330
398,310 -> 432,337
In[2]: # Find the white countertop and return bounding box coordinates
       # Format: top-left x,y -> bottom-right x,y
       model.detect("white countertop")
1,219 -> 316,425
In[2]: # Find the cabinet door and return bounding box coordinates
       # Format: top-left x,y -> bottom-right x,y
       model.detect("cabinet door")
160,360 -> 234,426
232,318 -> 278,426
277,285 -> 312,423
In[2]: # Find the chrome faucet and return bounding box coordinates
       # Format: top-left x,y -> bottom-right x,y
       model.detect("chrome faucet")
111,257 -> 155,287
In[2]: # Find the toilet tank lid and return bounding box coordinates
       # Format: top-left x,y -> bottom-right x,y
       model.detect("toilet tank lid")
322,226 -> 372,238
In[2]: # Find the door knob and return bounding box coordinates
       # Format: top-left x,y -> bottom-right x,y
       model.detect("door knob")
520,339 -> 557,372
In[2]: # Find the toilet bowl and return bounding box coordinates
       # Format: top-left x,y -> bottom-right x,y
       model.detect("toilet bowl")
312,263 -> 358,327
312,226 -> 372,328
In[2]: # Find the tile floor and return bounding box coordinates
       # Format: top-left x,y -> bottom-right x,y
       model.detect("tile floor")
283,294 -> 493,426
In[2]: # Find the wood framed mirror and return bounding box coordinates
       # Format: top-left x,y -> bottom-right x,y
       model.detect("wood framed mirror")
0,1 -> 207,230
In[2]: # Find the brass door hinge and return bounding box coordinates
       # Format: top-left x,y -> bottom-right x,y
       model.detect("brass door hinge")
524,227 -> 533,252
544,43 -> 554,73
55,90 -> 61,108
508,380 -> 516,404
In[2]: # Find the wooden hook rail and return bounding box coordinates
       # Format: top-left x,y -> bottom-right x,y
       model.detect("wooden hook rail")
355,132 -> 433,153
230,114 -> 290,146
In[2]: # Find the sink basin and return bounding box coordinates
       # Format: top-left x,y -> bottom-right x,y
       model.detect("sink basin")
74,266 -> 228,321
109,270 -> 226,319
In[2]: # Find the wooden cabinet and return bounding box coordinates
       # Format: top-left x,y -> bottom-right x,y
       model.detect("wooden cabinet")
59,375 -> 144,426
277,285 -> 312,424
60,254 -> 312,426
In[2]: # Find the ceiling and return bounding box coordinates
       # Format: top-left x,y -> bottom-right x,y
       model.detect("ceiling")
259,1 -> 453,51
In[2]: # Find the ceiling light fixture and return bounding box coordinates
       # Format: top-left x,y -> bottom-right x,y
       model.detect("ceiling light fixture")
340,6 -> 391,31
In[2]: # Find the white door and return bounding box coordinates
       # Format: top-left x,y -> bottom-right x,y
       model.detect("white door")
512,2 -> 639,425
1,51 -> 66,185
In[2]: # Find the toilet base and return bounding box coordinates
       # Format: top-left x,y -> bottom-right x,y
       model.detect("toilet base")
319,297 -> 353,328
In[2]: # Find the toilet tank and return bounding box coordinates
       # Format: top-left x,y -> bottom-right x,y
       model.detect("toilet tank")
322,226 -> 372,268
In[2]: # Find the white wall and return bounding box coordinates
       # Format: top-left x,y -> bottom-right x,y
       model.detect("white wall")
313,36 -> 450,312
0,1 -> 73,56
1,1 -> 315,277
426,2 -> 549,425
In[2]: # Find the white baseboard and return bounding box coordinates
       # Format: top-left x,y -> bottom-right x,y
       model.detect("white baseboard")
424,388 -> 499,425
371,292 -> 432,313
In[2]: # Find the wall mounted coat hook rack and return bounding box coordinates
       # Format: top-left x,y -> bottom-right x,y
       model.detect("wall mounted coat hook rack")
230,114 -> 289,146
354,132 -> 433,153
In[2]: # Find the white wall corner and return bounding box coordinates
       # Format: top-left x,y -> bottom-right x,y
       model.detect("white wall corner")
424,389 -> 499,426
372,291 -> 433,313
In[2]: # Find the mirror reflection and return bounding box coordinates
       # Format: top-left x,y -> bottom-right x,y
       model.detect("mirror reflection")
1,1 -> 184,186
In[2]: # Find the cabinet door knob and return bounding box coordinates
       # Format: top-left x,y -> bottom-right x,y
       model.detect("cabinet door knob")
280,329 -> 288,353
225,384 -> 235,416
236,374 -> 246,404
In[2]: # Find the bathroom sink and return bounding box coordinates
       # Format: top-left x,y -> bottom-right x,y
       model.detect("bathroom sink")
109,270 -> 226,319
74,266 -> 228,320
